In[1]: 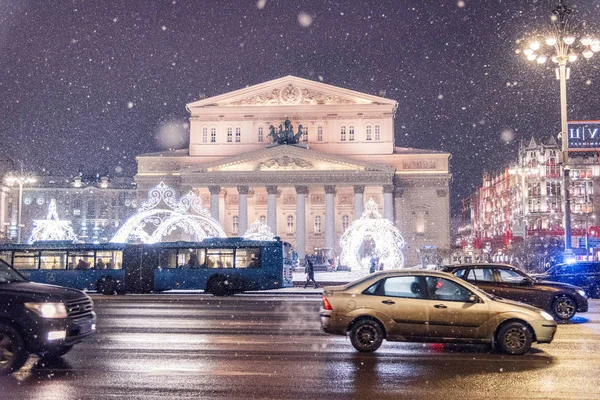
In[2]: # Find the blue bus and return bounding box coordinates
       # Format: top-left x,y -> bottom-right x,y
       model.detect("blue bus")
0,238 -> 293,295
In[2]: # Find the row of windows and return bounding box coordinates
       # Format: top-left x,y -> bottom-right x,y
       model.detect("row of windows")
230,215 -> 351,234
200,124 -> 381,143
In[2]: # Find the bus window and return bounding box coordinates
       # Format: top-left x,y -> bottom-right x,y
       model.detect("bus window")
13,251 -> 40,270
67,251 -> 95,270
158,249 -> 178,269
236,248 -> 261,269
179,249 -> 206,269
40,251 -> 67,270
95,251 -> 123,269
206,249 -> 234,269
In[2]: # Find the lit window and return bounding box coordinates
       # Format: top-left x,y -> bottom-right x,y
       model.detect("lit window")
341,126 -> 346,141
349,125 -> 355,141
211,127 -> 216,143
232,216 -> 239,234
342,215 -> 349,231
235,127 -> 241,142
314,215 -> 322,233
227,127 -> 232,143
258,127 -> 264,142
366,125 -> 372,141
416,212 -> 425,234
317,126 -> 323,141
259,215 -> 266,225
375,125 -> 381,140
287,215 -> 294,234
202,127 -> 208,143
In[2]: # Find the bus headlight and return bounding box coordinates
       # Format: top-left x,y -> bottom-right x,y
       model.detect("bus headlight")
25,302 -> 68,319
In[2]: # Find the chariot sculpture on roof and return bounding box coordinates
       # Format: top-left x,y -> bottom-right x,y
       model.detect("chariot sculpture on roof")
268,119 -> 304,145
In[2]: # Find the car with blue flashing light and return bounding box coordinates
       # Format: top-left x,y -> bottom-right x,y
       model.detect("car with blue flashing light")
320,270 -> 557,355
0,260 -> 96,375
536,262 -> 600,299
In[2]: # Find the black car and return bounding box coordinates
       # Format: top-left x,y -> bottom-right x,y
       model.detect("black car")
0,259 -> 96,374
537,262 -> 600,298
442,264 -> 588,320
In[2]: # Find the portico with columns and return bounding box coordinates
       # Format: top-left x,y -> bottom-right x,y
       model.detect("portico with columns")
136,75 -> 451,266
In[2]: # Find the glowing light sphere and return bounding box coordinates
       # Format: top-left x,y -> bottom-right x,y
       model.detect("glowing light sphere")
28,199 -> 78,244
111,182 -> 226,243
339,198 -> 405,274
243,220 -> 276,241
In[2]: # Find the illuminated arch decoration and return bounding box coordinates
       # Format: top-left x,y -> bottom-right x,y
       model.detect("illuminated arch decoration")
28,199 -> 78,244
339,198 -> 405,273
111,182 -> 226,244
243,220 -> 276,241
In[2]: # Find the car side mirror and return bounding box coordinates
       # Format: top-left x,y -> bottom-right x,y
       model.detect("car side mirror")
521,278 -> 533,285
468,295 -> 481,303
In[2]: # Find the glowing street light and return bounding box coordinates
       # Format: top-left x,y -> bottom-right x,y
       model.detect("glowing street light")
517,0 -> 599,250
4,164 -> 37,243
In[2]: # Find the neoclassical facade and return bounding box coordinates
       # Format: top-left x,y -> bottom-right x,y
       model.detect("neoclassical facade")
136,76 -> 451,266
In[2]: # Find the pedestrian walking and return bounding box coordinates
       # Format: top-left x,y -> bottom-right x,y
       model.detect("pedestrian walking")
303,256 -> 318,288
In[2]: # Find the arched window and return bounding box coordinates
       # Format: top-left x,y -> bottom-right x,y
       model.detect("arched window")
232,216 -> 239,234
227,127 -> 233,143
349,125 -> 355,141
210,127 -> 216,143
258,126 -> 264,142
317,126 -> 323,141
340,126 -> 346,141
366,125 -> 372,141
259,215 -> 266,225
415,212 -> 425,234
235,127 -> 241,142
342,215 -> 349,231
287,215 -> 294,234
302,126 -> 308,142
375,124 -> 381,141
314,215 -> 322,233
202,127 -> 208,143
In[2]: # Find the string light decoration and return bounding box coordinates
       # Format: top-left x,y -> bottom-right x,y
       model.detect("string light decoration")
339,198 -> 405,273
243,220 -> 276,241
111,182 -> 226,243
28,199 -> 78,244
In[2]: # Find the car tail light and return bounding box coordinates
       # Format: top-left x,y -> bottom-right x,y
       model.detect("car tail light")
322,296 -> 333,311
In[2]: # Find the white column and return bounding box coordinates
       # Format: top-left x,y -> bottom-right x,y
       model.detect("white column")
266,185 -> 278,235
295,185 -> 308,259
383,185 -> 394,223
325,185 -> 336,250
209,185 -> 220,222
237,186 -> 249,235
353,185 -> 364,219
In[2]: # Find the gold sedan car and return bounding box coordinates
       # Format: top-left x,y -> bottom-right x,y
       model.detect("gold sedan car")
320,270 -> 557,355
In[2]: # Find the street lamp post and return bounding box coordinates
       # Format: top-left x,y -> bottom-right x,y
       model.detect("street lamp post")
4,165 -> 36,244
519,0 -> 600,251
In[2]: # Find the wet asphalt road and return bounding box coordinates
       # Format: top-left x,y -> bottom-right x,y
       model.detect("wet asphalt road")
2,295 -> 600,400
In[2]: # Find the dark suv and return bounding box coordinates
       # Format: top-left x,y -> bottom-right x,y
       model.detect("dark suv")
537,262 -> 600,298
442,264 -> 588,320
0,259 -> 96,374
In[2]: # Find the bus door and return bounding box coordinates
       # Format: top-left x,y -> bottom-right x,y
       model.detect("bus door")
123,244 -> 155,293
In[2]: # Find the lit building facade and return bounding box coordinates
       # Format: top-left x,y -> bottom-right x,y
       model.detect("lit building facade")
136,76 -> 452,266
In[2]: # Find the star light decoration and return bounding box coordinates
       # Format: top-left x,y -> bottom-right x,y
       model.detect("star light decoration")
28,199 -> 78,244
111,182 -> 226,243
243,220 -> 276,241
339,198 -> 405,273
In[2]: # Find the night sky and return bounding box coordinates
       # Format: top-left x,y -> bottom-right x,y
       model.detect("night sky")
1,0 -> 599,214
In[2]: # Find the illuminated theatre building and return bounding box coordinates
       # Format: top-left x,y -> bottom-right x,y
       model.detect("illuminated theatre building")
136,76 -> 451,266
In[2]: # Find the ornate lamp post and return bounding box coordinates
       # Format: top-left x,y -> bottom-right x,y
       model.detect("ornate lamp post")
4,164 -> 37,244
518,0 -> 599,250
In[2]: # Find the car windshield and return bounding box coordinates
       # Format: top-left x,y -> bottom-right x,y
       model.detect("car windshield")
0,260 -> 28,283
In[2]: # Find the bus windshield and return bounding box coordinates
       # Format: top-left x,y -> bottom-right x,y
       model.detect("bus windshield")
0,259 -> 27,283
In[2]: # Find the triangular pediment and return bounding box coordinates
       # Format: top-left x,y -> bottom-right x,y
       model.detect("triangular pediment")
187,76 -> 397,108
183,145 -> 395,174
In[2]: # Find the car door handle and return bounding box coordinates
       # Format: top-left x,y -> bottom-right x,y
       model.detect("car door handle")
433,304 -> 447,309
381,300 -> 395,305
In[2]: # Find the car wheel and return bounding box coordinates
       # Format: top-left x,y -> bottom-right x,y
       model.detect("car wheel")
40,345 -> 73,360
552,295 -> 577,320
0,323 -> 28,375
350,319 -> 384,352
207,276 -> 229,296
96,276 -> 117,295
496,321 -> 533,355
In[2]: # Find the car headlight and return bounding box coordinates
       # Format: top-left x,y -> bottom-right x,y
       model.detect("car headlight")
540,311 -> 555,321
576,289 -> 587,298
24,302 -> 68,319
